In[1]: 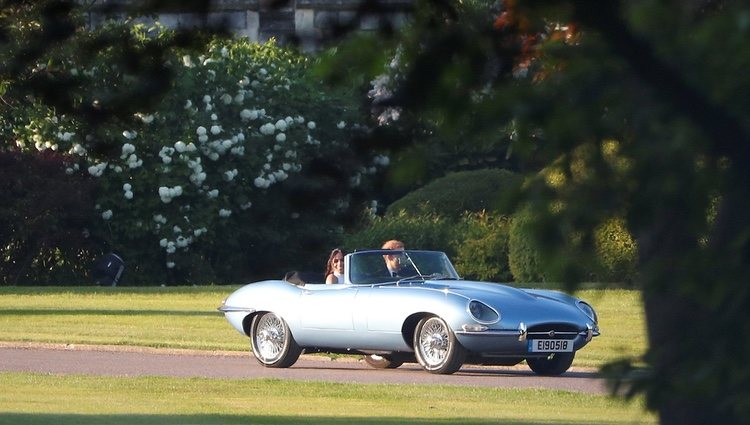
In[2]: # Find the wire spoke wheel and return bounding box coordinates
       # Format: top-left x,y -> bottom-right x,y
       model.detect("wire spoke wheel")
250,312 -> 301,368
414,316 -> 465,374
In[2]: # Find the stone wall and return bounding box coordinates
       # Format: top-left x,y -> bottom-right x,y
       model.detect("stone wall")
82,0 -> 411,48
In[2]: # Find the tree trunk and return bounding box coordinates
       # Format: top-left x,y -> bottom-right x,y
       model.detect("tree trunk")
637,195 -> 741,424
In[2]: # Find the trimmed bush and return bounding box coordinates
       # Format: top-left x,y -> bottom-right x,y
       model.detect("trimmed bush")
593,217 -> 638,284
343,210 -> 514,282
508,207 -> 639,285
342,211 -> 456,255
507,208 -> 548,283
451,212 -> 513,282
386,169 -> 522,218
348,169 -> 521,283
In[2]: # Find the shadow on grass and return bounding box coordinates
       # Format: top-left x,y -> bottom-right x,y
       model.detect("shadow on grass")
0,414 -> 596,425
0,309 -> 217,317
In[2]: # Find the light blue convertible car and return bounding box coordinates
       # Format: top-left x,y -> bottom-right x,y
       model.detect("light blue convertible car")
219,250 -> 599,375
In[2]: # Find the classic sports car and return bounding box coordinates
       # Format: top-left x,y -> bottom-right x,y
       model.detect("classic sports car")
219,250 -> 599,375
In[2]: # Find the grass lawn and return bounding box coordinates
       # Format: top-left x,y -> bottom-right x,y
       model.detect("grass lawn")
0,373 -> 656,425
0,286 -> 653,424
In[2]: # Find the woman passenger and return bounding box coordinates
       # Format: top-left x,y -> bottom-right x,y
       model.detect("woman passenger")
324,248 -> 345,284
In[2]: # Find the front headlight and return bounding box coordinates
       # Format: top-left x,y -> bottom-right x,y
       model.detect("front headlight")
467,300 -> 500,324
577,301 -> 598,323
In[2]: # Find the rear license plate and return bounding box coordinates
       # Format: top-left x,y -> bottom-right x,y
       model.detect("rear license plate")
528,339 -> 573,352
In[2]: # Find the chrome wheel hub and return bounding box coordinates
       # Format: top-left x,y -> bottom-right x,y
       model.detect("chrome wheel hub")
419,319 -> 449,365
256,315 -> 284,361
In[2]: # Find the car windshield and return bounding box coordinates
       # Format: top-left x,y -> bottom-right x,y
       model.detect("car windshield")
347,250 -> 460,285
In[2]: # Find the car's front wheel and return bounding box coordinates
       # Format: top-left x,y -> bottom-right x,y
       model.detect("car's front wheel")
413,316 -> 466,374
526,352 -> 575,376
250,312 -> 301,368
364,354 -> 404,369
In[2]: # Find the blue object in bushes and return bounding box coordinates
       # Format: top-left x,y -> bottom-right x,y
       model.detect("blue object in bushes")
93,253 -> 125,286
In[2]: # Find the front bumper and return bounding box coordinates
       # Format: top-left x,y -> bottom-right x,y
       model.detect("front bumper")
454,321 -> 600,354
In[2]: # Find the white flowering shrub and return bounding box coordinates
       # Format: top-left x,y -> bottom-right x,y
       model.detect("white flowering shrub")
6,27 -> 386,283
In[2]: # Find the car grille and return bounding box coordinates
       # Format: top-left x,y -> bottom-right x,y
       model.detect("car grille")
527,323 -> 580,340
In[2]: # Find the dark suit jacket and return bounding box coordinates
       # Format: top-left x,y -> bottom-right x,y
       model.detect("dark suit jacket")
387,265 -> 418,279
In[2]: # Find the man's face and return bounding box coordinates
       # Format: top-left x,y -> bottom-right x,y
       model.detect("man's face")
384,245 -> 404,270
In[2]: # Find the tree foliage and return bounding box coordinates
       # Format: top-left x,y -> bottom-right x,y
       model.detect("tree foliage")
1,2 -> 384,284
323,0 -> 750,423
1,0 -> 209,284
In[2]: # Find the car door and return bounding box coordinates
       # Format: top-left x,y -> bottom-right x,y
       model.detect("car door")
348,284 -> 416,351
294,283 -> 359,346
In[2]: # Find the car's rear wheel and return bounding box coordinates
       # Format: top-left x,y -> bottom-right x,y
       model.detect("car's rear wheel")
414,316 -> 466,374
526,352 -> 575,376
364,354 -> 404,369
250,312 -> 301,368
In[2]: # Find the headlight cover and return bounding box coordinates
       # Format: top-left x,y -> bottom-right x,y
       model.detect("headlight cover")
577,301 -> 598,323
467,300 -> 500,324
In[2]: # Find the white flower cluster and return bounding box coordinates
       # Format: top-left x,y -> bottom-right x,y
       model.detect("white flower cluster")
153,214 -> 168,231
369,56 -> 403,126
122,130 -> 137,140
35,139 -> 58,152
159,146 -> 175,164
175,141 -> 195,153
68,143 -> 86,156
259,122 -> 275,135
123,183 -> 134,200
158,185 -> 183,204
223,169 -> 238,181
57,131 -> 75,142
135,113 -> 155,124
120,143 -> 142,169
188,158 -> 207,185
88,162 -> 107,177
159,141 -> 198,165
159,235 -> 193,254
240,108 -> 262,121
182,55 -> 195,68
16,41 -> 381,275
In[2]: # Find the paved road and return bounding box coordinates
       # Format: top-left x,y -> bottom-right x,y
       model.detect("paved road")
0,343 -> 607,394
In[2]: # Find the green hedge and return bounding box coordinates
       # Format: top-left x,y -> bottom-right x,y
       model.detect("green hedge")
342,211 -> 455,254
386,169 -> 522,218
343,211 -> 514,282
593,217 -> 638,284
507,208 -> 548,283
451,212 -> 513,282
347,208 -> 639,285
507,208 -> 639,285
